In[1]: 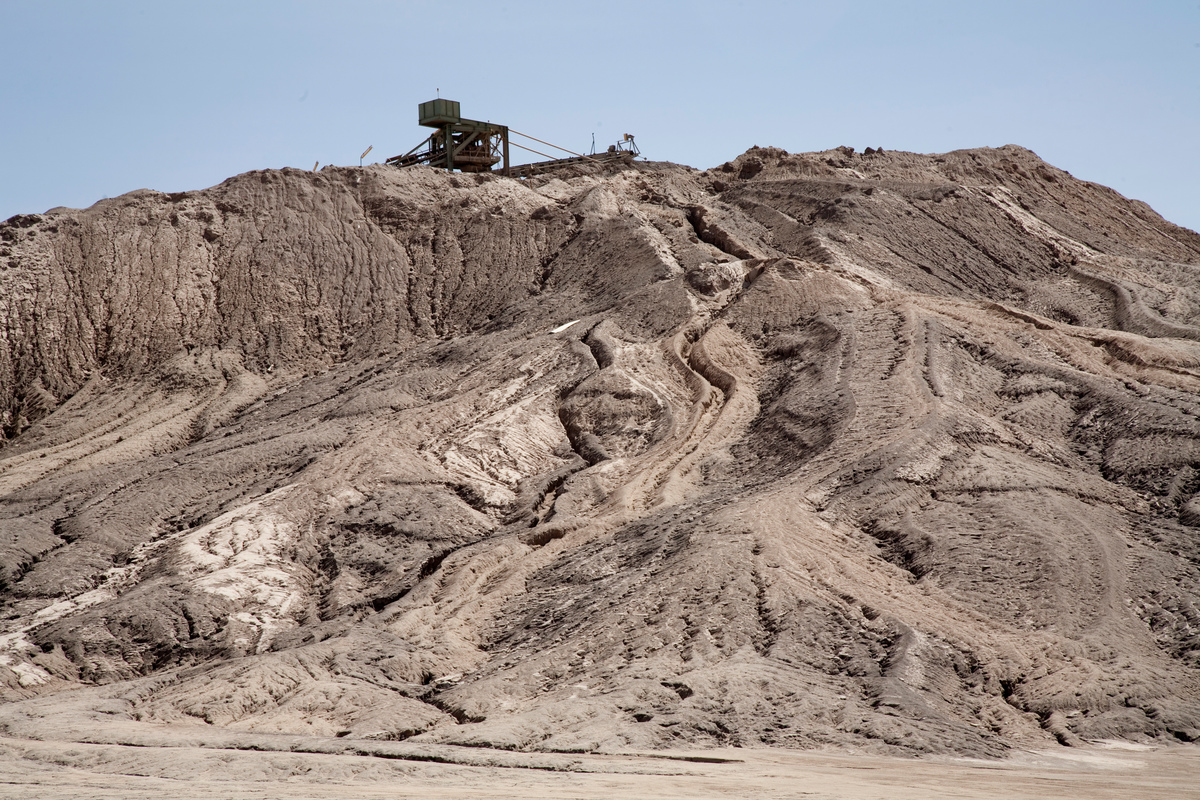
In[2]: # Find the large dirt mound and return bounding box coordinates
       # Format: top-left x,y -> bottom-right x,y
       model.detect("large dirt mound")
2,145 -> 1199,757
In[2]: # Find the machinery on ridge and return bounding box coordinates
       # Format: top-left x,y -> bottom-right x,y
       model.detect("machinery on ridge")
385,99 -> 639,178
386,99 -> 510,175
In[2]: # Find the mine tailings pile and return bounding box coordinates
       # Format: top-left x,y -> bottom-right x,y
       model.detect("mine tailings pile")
1,142 -> 1199,756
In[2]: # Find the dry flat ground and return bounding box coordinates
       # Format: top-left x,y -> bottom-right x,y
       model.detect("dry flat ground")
1,737 -> 1196,799
2,144 -> 1200,789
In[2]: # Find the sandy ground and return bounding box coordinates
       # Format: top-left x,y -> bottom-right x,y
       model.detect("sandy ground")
1,737 -> 1196,800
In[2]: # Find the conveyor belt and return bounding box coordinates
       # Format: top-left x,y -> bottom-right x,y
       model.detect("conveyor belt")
507,150 -> 633,178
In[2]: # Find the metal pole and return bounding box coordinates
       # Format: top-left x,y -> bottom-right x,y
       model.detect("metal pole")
502,127 -> 510,177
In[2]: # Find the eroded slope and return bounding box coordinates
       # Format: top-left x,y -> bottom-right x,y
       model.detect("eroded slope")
1,146 -> 1199,756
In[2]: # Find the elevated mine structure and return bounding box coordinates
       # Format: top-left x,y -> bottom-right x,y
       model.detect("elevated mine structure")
386,99 -> 639,178
386,99 -> 510,175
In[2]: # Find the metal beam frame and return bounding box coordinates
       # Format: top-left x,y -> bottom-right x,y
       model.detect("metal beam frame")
386,111 -> 511,176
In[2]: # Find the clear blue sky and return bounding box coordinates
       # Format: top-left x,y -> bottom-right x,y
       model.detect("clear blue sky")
2,1 -> 1198,232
